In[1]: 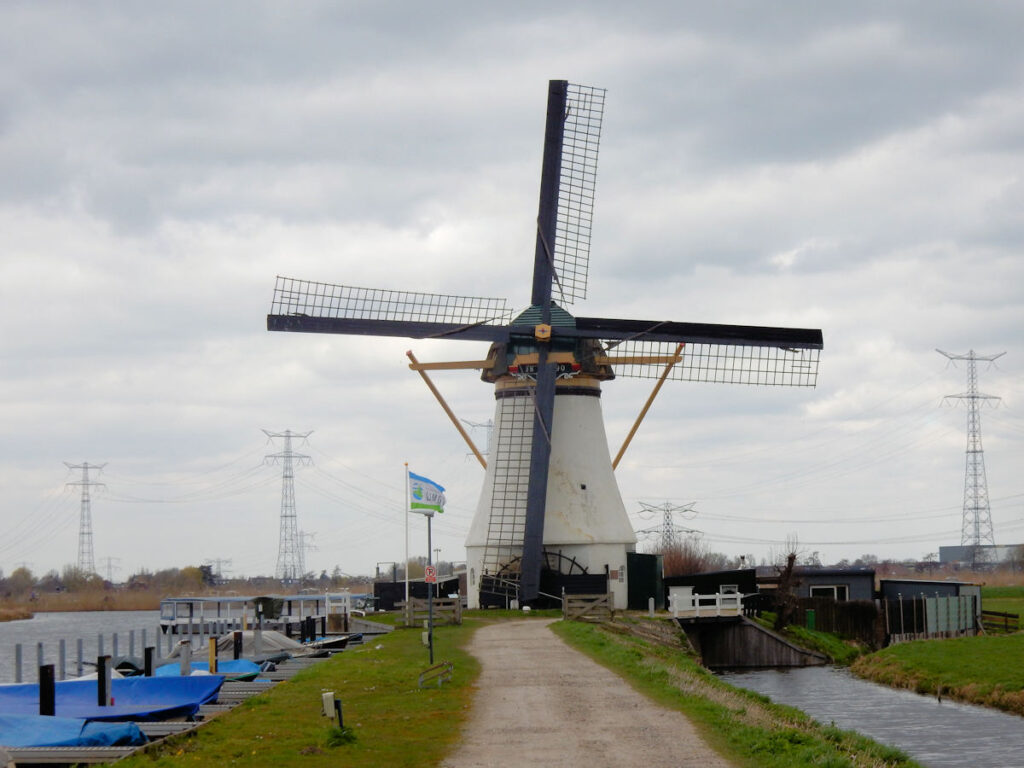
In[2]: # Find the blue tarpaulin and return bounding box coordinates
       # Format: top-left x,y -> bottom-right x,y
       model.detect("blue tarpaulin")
0,714 -> 147,747
154,659 -> 261,680
0,675 -> 224,721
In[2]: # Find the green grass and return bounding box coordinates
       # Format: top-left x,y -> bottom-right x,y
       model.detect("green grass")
852,633 -> 1024,715
118,621 -> 482,767
755,611 -> 865,665
981,585 -> 1024,618
552,620 -> 919,768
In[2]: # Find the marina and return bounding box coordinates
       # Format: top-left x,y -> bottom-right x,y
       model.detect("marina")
0,606 -> 369,765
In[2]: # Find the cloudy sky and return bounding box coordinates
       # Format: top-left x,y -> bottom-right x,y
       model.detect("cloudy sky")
2,2 -> 1022,582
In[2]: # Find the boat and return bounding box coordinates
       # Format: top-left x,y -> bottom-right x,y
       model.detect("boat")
154,659 -> 262,682
0,714 -> 147,747
0,675 -> 224,721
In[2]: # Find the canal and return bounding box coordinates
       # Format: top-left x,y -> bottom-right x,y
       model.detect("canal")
0,610 -> 161,682
719,666 -> 1024,768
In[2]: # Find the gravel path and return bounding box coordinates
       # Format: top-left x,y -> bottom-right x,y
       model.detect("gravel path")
441,619 -> 736,768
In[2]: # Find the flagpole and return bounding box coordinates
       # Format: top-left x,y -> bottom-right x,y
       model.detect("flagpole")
427,510 -> 434,665
404,462 -> 410,605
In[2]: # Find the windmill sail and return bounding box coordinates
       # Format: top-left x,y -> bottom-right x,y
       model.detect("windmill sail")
267,79 -> 824,609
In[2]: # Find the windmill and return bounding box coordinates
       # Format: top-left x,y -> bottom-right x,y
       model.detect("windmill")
267,80 -> 823,608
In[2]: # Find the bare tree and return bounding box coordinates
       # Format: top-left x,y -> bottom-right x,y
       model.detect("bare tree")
661,536 -> 729,576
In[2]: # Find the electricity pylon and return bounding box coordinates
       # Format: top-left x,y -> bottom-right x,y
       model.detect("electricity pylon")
636,501 -> 697,550
938,349 -> 1004,556
264,430 -> 312,583
64,462 -> 106,575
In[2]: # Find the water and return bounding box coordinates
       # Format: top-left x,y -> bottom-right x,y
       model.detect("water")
0,611 -> 162,682
719,666 -> 1024,768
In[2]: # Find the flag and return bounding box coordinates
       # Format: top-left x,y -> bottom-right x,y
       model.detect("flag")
409,471 -> 446,514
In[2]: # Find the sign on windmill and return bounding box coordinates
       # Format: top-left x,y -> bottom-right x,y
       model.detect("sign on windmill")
267,80 -> 823,610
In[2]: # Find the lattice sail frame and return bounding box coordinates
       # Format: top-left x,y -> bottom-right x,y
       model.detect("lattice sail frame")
594,340 -> 820,387
271,276 -> 512,326
552,84 -> 605,306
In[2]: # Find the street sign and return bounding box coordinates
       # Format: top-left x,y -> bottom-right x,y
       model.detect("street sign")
424,565 -> 437,583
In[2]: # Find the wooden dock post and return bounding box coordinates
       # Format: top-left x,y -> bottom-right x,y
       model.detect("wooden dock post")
178,640 -> 191,677
14,644 -> 22,683
39,664 -> 55,716
97,656 -> 112,706
144,647 -> 155,677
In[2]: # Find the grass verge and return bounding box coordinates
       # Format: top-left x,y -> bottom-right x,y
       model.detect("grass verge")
117,621 -> 482,767
755,611 -> 866,665
552,619 -> 920,768
851,633 -> 1024,716
981,585 -> 1024,618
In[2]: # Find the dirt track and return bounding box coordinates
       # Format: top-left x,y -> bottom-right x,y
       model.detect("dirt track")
441,619 -> 735,768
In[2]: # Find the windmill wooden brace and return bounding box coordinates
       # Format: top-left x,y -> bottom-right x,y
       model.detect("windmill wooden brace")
267,80 -> 823,609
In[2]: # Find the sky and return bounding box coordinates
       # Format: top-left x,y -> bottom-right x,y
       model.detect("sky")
2,1 -> 1022,582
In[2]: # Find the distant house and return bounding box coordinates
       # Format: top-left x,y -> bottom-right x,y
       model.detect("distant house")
756,566 -> 875,602
939,544 -> 1023,566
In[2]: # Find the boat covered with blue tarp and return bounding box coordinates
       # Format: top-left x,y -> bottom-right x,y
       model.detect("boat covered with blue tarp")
0,675 -> 224,721
0,714 -> 147,747
154,659 -> 262,681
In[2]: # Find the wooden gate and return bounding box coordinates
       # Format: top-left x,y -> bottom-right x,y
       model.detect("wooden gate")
397,598 -> 463,627
562,593 -> 614,622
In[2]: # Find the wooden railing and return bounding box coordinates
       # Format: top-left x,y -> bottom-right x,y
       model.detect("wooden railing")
669,590 -> 743,619
981,609 -> 1020,633
418,660 -> 454,688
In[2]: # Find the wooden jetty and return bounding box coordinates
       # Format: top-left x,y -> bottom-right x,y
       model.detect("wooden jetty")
1,651 -> 337,766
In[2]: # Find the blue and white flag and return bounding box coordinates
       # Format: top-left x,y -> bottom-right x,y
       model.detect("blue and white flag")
409,471 -> 446,514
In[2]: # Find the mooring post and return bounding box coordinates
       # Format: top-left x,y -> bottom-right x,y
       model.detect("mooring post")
58,639 -> 66,681
14,644 -> 22,683
97,633 -> 104,658
129,629 -> 135,658
112,632 -> 119,659
232,630 -> 242,660
179,640 -> 191,677
97,655 -> 112,706
144,646 -> 155,677
208,637 -> 217,675
76,638 -> 84,678
39,664 -> 55,716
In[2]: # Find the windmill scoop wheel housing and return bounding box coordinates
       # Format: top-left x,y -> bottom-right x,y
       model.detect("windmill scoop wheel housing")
267,80 -> 823,609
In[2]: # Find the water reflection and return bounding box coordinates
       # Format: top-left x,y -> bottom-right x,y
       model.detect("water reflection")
0,611 -> 161,682
718,666 -> 1024,768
